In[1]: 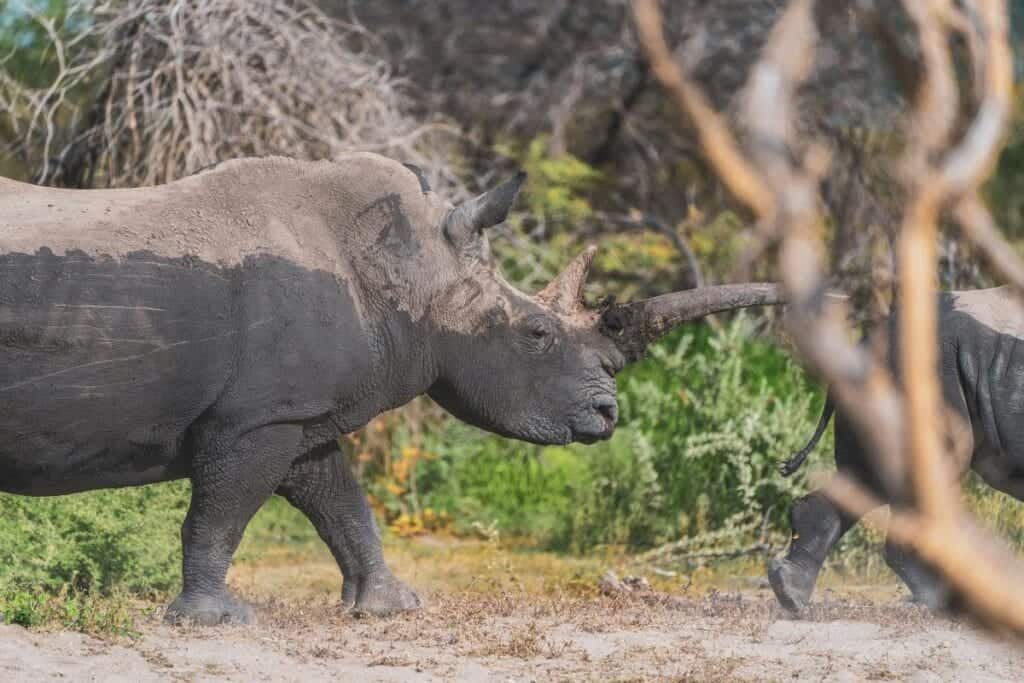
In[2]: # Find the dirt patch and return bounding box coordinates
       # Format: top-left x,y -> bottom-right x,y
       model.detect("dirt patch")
2,591 -> 1019,682
3,539 -> 1019,680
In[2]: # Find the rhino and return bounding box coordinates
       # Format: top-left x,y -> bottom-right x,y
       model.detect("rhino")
0,153 -> 781,624
769,286 -> 1024,611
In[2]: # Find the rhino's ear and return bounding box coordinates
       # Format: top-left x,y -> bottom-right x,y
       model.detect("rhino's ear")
402,163 -> 431,193
444,172 -> 526,249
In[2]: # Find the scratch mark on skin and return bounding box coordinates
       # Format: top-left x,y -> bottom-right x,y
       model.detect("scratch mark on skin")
64,381 -> 143,390
0,319 -> 271,393
53,304 -> 168,312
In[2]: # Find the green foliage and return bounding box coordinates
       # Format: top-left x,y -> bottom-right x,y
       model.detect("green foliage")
0,1 -> 76,87
410,423 -> 586,545
0,480 -> 187,633
0,482 -> 188,597
0,586 -> 137,635
0,589 -> 45,627
236,495 -> 321,560
986,88 -> 1024,242
566,427 -> 667,551
495,136 -> 602,224
964,472 -> 1024,549
618,318 -> 821,542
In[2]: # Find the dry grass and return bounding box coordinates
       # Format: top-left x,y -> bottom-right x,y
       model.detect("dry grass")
4,536 -> 1018,681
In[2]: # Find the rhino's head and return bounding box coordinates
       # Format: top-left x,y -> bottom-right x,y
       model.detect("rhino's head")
420,171 -> 783,445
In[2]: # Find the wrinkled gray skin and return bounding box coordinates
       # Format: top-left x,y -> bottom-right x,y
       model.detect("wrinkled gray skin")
0,154 -> 780,625
769,287 -> 1024,612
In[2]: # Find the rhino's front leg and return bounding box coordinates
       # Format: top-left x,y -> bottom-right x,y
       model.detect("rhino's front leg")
277,441 -> 420,616
166,423 -> 303,626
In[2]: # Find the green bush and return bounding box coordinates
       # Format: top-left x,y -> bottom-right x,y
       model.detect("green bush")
616,317 -> 822,547
0,482 -> 189,596
0,586 -> 137,635
566,427 -> 668,551
409,423 -> 588,545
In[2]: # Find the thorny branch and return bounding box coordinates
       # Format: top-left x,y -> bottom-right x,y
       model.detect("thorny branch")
638,508 -> 774,566
633,0 -> 1024,634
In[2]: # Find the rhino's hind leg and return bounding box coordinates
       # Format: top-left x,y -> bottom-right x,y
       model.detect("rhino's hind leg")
768,491 -> 858,612
277,442 -> 420,616
884,540 -> 952,609
166,424 -> 303,626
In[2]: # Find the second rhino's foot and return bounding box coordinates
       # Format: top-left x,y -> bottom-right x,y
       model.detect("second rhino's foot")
903,581 -> 954,612
344,571 -> 421,616
165,589 -> 257,626
767,557 -> 817,613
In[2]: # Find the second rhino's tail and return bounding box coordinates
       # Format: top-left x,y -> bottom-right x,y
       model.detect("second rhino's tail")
779,394 -> 834,477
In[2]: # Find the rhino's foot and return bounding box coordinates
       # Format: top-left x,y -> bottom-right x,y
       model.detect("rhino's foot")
767,557 -> 817,613
165,590 -> 256,626
903,581 -> 953,611
883,542 -> 954,612
347,571 -> 421,617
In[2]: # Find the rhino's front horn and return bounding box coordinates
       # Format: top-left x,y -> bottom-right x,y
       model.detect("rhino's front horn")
536,246 -> 597,313
600,283 -> 785,360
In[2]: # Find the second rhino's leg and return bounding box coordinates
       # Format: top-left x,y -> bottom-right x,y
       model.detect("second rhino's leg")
883,537 -> 952,609
768,491 -> 859,611
277,441 -> 419,615
167,423 -> 303,626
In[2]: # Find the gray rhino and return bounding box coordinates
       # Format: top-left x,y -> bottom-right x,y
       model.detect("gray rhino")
769,286 -> 1024,611
0,154 -> 780,624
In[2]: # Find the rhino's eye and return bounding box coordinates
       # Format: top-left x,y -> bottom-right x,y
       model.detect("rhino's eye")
522,316 -> 556,352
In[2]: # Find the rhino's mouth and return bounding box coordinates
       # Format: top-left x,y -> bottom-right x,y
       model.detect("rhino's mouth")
572,395 -> 618,444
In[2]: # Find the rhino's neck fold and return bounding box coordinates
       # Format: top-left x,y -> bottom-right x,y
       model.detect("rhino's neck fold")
369,308 -> 440,417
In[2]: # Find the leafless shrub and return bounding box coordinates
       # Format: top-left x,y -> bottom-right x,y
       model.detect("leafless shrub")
633,0 -> 1024,635
0,0 -> 459,189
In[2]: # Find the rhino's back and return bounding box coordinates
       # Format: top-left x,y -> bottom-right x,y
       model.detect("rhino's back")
0,248 -> 237,494
942,287 -> 1024,465
946,286 -> 1024,335
0,153 -> 436,281
0,159 -> 334,272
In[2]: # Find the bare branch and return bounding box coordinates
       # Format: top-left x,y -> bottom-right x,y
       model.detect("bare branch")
635,0 -> 1024,635
0,0 -> 460,190
630,0 -> 774,221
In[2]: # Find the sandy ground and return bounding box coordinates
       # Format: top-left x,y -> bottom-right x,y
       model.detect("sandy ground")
2,589 -> 1022,682
3,537 -> 1022,681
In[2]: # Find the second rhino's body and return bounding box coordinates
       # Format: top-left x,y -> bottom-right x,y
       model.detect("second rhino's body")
770,286 -> 1024,610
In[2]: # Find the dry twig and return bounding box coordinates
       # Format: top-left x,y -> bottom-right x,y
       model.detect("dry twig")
633,0 -> 1024,634
0,0 -> 459,190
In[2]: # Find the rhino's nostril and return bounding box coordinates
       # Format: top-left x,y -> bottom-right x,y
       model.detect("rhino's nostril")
593,397 -> 618,425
